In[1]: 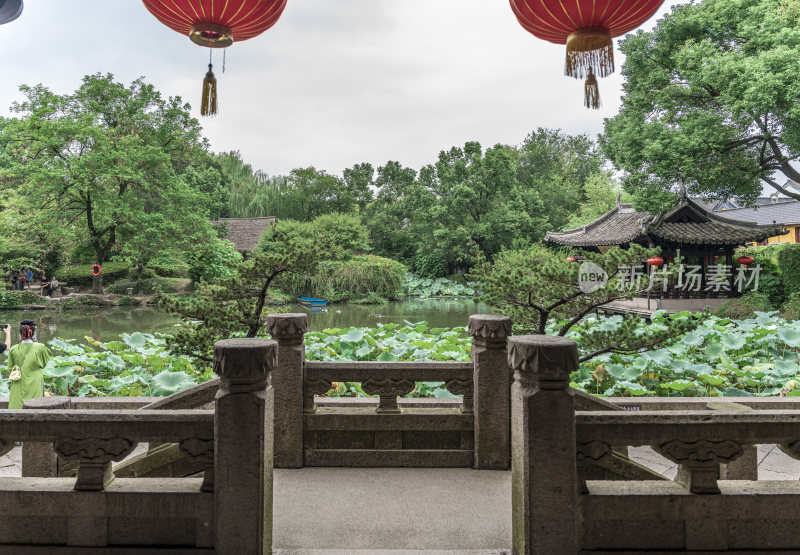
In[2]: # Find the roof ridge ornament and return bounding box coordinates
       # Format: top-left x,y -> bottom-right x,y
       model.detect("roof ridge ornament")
615,193 -> 621,207
678,182 -> 688,202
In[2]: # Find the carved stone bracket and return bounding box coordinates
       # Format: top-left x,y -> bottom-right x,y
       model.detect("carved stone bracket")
362,378 -> 415,413
55,437 -> 137,491
303,378 -> 333,414
179,437 -> 214,492
656,439 -> 743,494
266,313 -> 308,345
468,314 -> 512,348
445,378 -> 474,414
0,438 -> 12,458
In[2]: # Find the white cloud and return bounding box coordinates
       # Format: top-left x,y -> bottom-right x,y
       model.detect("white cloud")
0,0 -> 684,176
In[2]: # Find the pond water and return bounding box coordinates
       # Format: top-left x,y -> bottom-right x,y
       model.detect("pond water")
0,298 -> 492,344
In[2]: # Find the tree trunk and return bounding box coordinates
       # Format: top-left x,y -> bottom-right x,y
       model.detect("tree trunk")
92,274 -> 102,294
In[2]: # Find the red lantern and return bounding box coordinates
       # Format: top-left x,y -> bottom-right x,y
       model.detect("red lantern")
510,0 -> 664,108
142,0 -> 288,115
566,255 -> 578,263
737,255 -> 755,266
647,256 -> 664,267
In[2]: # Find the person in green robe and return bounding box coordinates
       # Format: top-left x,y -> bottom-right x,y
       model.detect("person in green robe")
7,320 -> 51,410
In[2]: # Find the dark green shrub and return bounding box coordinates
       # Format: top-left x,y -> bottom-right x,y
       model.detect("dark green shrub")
108,278 -> 178,295
147,258 -> 190,278
285,255 -> 407,301
777,244 -> 800,297
735,246 -> 787,307
54,262 -> 132,288
259,214 -> 369,261
413,251 -> 449,279
781,292 -> 800,321
714,292 -> 773,319
188,239 -> 242,284
0,290 -> 41,309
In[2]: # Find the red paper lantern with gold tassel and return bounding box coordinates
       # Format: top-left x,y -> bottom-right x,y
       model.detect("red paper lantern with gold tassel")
142,0 -> 287,116
510,0 -> 664,109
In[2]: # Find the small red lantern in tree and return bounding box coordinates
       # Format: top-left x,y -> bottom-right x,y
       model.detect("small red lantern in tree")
647,256 -> 664,267
142,0 -> 288,116
737,255 -> 755,266
509,0 -> 664,108
566,255 -> 578,263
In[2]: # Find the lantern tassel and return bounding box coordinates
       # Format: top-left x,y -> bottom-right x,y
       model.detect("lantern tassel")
565,27 -> 614,79
585,67 -> 600,109
201,63 -> 217,116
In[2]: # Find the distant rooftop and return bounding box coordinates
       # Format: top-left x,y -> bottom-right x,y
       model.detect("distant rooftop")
213,217 -> 276,252
545,196 -> 782,248
716,201 -> 800,226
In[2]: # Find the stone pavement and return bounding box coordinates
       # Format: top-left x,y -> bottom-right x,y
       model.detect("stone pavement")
2,443 -> 799,552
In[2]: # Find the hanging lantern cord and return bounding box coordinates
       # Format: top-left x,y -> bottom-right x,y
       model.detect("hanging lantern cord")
223,49 -> 226,73
585,67 -> 600,110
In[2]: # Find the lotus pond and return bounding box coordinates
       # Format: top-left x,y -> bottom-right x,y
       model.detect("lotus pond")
0,309 -> 798,399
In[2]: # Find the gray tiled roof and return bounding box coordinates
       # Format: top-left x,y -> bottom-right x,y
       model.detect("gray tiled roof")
212,217 -> 277,252
715,201 -> 800,226
545,198 -> 783,248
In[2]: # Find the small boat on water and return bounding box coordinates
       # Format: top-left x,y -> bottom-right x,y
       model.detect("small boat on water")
299,297 -> 328,309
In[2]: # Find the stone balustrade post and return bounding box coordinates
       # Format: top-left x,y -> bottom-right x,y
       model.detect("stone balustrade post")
22,395 -> 71,477
213,338 -> 277,555
266,313 -> 307,469
509,335 -> 579,555
469,314 -> 512,470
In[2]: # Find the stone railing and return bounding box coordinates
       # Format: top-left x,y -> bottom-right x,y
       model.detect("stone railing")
509,334 -> 800,553
0,337 -> 276,554
266,312 -> 513,469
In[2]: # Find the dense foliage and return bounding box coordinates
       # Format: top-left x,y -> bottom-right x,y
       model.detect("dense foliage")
0,290 -> 40,309
54,262 -> 132,288
160,226 -> 319,360
0,74 -> 224,290
285,255 -> 406,302
602,0 -> 800,210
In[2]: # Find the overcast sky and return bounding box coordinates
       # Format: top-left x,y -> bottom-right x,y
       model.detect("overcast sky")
0,1 -> 683,177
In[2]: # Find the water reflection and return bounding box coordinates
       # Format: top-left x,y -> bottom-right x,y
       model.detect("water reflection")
0,299 -> 492,345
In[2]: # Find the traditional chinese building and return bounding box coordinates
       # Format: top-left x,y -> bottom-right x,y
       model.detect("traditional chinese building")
544,195 -> 783,313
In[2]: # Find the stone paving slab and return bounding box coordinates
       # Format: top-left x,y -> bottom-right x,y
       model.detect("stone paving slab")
273,467 -> 511,552
273,550 -> 510,554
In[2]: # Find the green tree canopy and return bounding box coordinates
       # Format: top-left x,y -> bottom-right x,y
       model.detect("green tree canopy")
0,73 -> 216,290
602,0 -> 800,212
517,128 -> 607,231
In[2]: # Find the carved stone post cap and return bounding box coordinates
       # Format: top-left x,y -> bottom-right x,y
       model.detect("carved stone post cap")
266,313 -> 308,341
213,338 -> 278,386
468,314 -> 512,344
23,395 -> 71,409
508,335 -> 578,389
